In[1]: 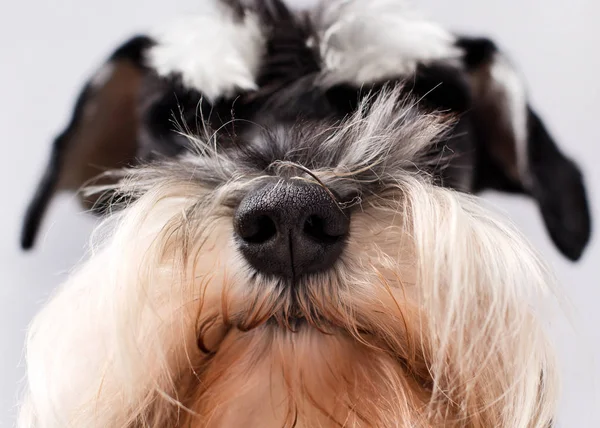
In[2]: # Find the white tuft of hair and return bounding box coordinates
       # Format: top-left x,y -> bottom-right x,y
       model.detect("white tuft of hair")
147,0 -> 265,101
18,185 -> 220,427
392,178 -> 560,427
489,52 -> 531,184
313,0 -> 462,85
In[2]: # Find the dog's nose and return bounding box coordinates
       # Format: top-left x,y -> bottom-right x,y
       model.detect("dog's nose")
234,181 -> 349,278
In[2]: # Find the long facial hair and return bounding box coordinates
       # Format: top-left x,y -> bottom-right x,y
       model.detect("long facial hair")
20,91 -> 559,428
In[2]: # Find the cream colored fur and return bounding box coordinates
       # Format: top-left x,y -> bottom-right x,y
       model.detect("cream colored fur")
19,84 -> 559,427
19,173 -> 559,427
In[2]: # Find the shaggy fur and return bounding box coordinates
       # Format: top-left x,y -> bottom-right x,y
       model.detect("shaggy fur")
312,0 -> 461,84
21,0 -> 591,261
19,92 -> 559,427
147,1 -> 265,100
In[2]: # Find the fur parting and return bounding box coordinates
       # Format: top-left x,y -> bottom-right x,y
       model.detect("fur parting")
146,0 -> 265,101
19,92 -> 559,427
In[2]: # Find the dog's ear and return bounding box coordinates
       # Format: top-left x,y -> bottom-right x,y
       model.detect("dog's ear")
21,36 -> 153,250
459,37 -> 592,261
23,1 -> 268,250
526,108 -> 591,261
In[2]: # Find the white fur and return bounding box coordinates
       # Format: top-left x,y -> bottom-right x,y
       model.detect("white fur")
147,0 -> 265,101
490,52 -> 531,185
18,95 -> 560,427
18,56 -> 559,427
313,0 -> 461,85
17,177 -> 560,427
89,63 -> 115,88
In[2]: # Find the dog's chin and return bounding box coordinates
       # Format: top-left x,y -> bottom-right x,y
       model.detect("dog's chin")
187,316 -> 431,428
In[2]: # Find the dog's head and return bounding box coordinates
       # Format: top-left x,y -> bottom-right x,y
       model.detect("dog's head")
19,1 -> 569,426
21,90 -> 559,427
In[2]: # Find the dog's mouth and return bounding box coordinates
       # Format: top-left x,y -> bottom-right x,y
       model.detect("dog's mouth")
196,303 -> 353,354
194,265 -> 363,354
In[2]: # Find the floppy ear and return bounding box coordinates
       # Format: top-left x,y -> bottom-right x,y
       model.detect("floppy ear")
22,0 -> 268,250
20,36 -> 153,250
459,37 -> 592,261
526,107 -> 591,261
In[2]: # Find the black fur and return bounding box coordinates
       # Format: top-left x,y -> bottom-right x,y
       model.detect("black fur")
526,108 -> 591,260
456,36 -> 498,70
21,82 -> 96,250
22,0 -> 592,261
139,75 -> 210,158
21,35 -> 154,250
109,35 -> 155,65
20,85 -> 93,250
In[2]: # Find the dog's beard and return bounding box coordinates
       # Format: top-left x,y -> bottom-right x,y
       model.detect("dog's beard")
20,172 -> 558,428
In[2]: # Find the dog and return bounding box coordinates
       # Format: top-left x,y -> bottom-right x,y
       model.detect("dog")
19,0 -> 578,426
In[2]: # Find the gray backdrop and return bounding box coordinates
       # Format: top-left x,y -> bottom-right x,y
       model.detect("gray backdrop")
1,0 -> 598,426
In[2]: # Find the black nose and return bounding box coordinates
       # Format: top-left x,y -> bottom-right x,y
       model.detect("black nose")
234,180 -> 350,278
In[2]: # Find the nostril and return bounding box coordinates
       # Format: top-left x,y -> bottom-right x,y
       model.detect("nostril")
240,215 -> 277,244
303,215 -> 342,244
235,181 -> 351,278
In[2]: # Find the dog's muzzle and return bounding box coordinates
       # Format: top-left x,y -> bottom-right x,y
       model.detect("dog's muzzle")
234,180 -> 350,278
